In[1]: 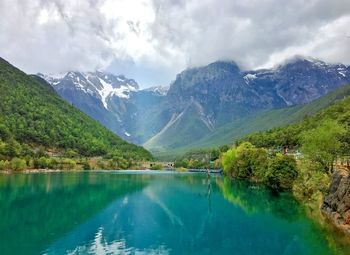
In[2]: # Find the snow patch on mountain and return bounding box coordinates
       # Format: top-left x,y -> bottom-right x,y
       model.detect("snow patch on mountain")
339,71 -> 347,77
98,78 -> 116,108
143,85 -> 169,95
97,77 -> 138,109
243,73 -> 257,84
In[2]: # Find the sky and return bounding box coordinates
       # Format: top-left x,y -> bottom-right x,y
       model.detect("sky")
0,0 -> 350,88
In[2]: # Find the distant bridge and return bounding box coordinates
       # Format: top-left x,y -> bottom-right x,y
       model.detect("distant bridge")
140,161 -> 174,169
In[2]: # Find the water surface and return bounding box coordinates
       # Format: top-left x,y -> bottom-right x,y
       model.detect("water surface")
0,171 -> 349,255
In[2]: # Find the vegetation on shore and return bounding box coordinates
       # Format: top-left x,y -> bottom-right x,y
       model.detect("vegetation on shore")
0,58 -> 153,171
173,146 -> 228,169
221,89 -> 350,203
222,142 -> 298,191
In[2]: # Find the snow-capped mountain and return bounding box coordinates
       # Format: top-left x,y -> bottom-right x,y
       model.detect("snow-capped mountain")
38,56 -> 350,150
38,71 -> 139,109
38,71 -> 167,144
241,56 -> 350,106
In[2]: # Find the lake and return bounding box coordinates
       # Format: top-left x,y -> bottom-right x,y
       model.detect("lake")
0,171 -> 349,255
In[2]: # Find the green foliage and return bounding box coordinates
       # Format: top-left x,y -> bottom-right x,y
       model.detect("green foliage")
61,158 -> 76,170
239,92 -> 350,152
174,159 -> 188,168
10,157 -> 27,171
222,147 -> 238,175
82,160 -> 91,170
222,143 -> 297,191
174,148 -> 221,169
0,160 -> 10,170
265,154 -> 298,191
36,157 -> 50,169
150,164 -> 163,170
0,57 -> 153,165
301,120 -> 346,173
220,89 -> 350,195
222,142 -> 267,178
3,139 -> 22,158
65,149 -> 78,158
293,160 -> 330,202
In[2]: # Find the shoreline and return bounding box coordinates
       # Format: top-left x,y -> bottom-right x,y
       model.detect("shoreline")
0,168 -> 173,174
0,169 -> 73,174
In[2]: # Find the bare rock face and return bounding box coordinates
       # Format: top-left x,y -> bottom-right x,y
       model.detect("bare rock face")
322,170 -> 350,234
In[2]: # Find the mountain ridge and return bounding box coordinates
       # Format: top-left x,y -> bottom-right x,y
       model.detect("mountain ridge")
38,56 -> 350,157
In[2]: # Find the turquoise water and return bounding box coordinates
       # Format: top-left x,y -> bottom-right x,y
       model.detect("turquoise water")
0,171 -> 349,255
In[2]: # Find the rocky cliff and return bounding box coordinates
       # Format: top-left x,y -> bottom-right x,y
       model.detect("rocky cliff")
322,170 -> 350,234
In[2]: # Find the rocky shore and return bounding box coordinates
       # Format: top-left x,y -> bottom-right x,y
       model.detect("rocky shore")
322,170 -> 350,234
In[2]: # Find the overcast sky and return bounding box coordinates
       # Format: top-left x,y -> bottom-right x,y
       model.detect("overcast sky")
1,0 -> 350,87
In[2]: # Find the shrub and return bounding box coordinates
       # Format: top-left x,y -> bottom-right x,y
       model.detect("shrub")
174,159 -> 189,168
48,158 -> 59,169
222,142 -> 268,179
265,154 -> 298,191
10,157 -> 27,171
293,159 -> 330,202
36,157 -> 50,169
0,160 -> 10,170
62,158 -> 76,170
82,160 -> 91,170
150,164 -> 163,170
117,158 -> 130,169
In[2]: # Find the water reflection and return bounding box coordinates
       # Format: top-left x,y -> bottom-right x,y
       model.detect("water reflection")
216,177 -> 302,220
0,172 -> 348,255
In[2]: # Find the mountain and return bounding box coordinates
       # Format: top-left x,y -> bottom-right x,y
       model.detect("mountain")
154,84 -> 350,159
0,57 -> 152,160
143,57 -> 350,154
39,56 -> 350,158
37,72 -> 168,143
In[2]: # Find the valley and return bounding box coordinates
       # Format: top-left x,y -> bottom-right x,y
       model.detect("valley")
2,1 -> 350,254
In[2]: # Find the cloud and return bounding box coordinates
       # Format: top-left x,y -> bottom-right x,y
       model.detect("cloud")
0,0 -> 349,87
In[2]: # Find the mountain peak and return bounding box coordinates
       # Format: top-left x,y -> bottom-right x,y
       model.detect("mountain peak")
38,71 -> 139,110
277,55 -> 332,69
209,60 -> 239,67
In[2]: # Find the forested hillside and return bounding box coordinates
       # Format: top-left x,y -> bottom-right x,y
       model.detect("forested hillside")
220,84 -> 350,202
0,57 -> 152,169
155,85 -> 350,160
239,87 -> 350,153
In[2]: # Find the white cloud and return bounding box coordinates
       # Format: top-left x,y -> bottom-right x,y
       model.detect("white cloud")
0,0 -> 349,87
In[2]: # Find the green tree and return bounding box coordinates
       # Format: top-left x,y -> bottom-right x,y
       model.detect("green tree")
0,160 -> 10,170
222,147 -> 238,175
222,142 -> 256,177
36,157 -> 49,169
10,157 -> 27,171
301,120 -> 345,173
4,139 -> 21,157
62,158 -> 77,170
265,154 -> 298,191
